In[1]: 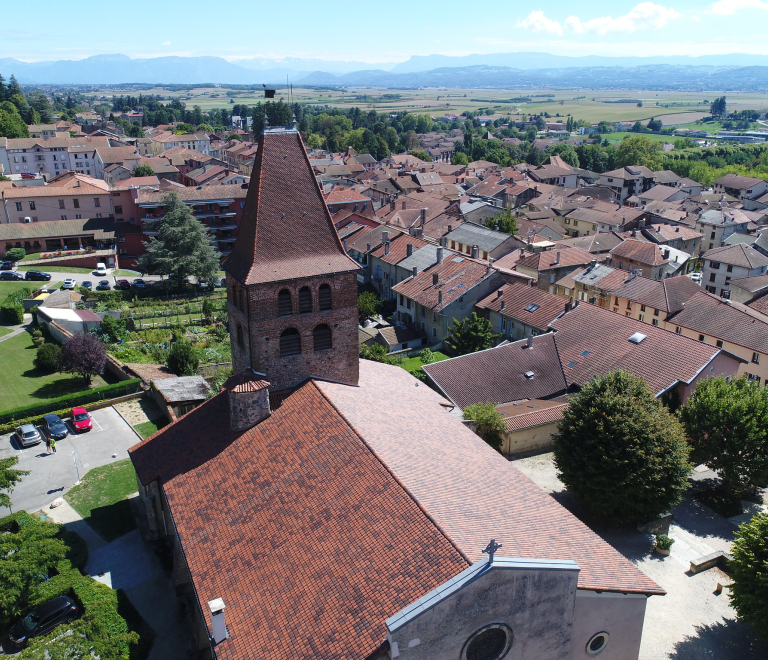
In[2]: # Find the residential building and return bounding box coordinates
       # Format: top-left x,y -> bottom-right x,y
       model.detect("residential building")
1,136 -> 111,177
128,125 -> 665,660
701,244 -> 768,297
598,166 -> 656,203
515,246 -> 597,293
443,222 -> 518,261
367,230 -> 430,299
729,273 -> 768,304
694,208 -> 752,254
94,146 -> 141,180
642,223 -> 702,254
608,239 -> 691,280
150,131 -> 211,155
0,217 -> 117,254
713,174 -> 768,210
476,282 -> 568,340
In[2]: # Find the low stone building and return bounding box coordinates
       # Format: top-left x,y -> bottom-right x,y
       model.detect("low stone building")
151,376 -> 211,421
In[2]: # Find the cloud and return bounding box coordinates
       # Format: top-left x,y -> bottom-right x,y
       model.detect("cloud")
708,0 -> 768,14
516,11 -> 564,36
517,4 -> 681,37
161,40 -> 171,46
566,3 -> 681,34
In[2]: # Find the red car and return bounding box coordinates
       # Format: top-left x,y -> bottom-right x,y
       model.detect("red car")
116,279 -> 131,290
71,407 -> 92,433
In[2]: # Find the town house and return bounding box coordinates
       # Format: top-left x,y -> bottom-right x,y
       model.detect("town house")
701,243 -> 768,297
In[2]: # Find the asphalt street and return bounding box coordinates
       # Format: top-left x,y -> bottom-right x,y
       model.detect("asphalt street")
1,407 -> 142,514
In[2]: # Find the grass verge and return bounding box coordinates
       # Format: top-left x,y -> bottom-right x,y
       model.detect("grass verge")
400,351 -> 450,374
64,459 -> 138,542
113,269 -> 141,276
17,265 -> 97,274
134,418 -> 168,439
0,326 -> 13,338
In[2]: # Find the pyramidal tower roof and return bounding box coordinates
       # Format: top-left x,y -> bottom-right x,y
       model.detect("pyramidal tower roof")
223,126 -> 360,285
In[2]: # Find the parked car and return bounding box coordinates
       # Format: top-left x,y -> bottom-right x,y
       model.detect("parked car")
1,260 -> 15,270
8,596 -> 80,648
71,407 -> 93,433
24,270 -> 52,281
132,278 -> 146,289
96,280 -> 111,290
20,172 -> 36,179
42,414 -> 69,440
0,271 -> 24,281
688,272 -> 702,284
15,424 -> 42,448
94,262 -> 107,276
61,279 -> 77,290
213,277 -> 225,288
81,280 -> 93,290
116,279 -> 131,290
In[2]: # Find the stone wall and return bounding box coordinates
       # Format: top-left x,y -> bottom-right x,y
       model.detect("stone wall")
228,271 -> 359,390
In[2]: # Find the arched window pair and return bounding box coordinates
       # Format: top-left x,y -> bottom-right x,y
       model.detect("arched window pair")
278,284 -> 332,316
231,285 -> 246,311
279,324 -> 332,357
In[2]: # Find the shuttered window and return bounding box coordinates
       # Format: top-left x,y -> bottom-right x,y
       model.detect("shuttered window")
278,289 -> 292,316
313,324 -> 332,351
318,284 -> 332,311
299,286 -> 312,314
279,328 -> 301,356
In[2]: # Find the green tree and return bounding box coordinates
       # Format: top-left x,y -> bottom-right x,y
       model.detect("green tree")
167,340 -> 199,376
409,149 -> 431,162
174,122 -> 195,134
679,375 -> 768,493
5,247 -> 25,261
360,342 -> 387,362
358,291 -> 383,319
553,370 -> 691,522
548,144 -> 580,167
463,402 -> 505,452
131,164 -> 155,177
615,135 -> 663,170
710,96 -> 727,118
729,513 -> 768,639
34,342 -> 61,372
0,513 -> 67,628
0,457 -> 29,512
485,208 -> 518,235
0,102 -> 29,139
136,193 -> 221,283
196,122 -> 214,133
444,312 -> 501,356
452,152 -> 469,165
97,315 -> 128,343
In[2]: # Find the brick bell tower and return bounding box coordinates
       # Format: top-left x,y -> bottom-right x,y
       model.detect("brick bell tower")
222,125 -> 361,391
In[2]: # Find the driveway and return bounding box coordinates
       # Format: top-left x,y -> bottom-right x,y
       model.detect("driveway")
1,407 -> 141,513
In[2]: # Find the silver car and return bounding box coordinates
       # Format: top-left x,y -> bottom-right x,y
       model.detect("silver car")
16,424 -> 42,447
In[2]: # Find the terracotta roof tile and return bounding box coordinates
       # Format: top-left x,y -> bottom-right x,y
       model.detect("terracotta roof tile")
476,282 -> 566,331
370,232 -> 429,266
610,239 -> 670,266
500,401 -> 568,433
517,246 -> 595,272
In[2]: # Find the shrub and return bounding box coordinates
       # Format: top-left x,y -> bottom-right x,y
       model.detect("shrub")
31,329 -> 44,347
35,343 -> 61,372
211,324 -> 228,341
360,343 -> 387,362
167,340 -> 199,376
655,534 -> 675,550
97,315 -> 128,344
729,512 -> 768,639
5,248 -> 25,262
553,370 -> 691,522
419,348 -> 434,364
1,303 -> 24,325
463,402 -> 505,452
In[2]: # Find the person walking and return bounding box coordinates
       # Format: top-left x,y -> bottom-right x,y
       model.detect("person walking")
45,437 -> 51,454
50,437 -> 57,454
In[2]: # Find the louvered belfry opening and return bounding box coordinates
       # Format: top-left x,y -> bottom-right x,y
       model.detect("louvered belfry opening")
280,328 -> 301,356
278,289 -> 292,316
313,324 -> 332,351
318,283 -> 332,311
299,286 -> 312,314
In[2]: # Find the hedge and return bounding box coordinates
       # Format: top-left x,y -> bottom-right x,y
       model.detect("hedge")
0,378 -> 142,426
1,303 -> 24,324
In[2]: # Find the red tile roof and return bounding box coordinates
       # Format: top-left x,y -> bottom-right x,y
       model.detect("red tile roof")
476,282 -> 566,331
223,129 -> 360,285
610,239 -> 670,266
499,401 -> 568,433
516,246 -> 595,272
369,232 -> 429,266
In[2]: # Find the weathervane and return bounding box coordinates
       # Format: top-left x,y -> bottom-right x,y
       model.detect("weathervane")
482,538 -> 502,565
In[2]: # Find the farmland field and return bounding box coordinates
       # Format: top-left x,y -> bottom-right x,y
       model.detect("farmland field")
84,85 -> 768,127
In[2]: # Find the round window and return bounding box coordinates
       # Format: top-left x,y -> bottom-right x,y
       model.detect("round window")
461,623 -> 513,660
586,632 -> 609,656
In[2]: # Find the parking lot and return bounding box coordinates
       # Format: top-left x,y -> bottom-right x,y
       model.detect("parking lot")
1,407 -> 142,513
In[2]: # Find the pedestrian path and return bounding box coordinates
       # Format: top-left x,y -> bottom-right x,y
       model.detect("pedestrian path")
671,497 -> 736,554
0,320 -> 32,343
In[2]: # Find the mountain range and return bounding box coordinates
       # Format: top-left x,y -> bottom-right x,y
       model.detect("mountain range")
5,53 -> 768,90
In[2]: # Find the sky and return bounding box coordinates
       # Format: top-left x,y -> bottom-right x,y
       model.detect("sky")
3,0 -> 768,63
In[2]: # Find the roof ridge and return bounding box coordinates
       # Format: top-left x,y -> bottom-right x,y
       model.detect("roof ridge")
311,377 -> 472,567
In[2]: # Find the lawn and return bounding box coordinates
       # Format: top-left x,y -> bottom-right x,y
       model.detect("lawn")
113,269 -> 140,276
0,326 -> 13,338
0,330 -> 111,413
0,281 -> 35,301
64,459 -> 138,542
400,351 -> 450,374
16,265 -> 96,274
134,418 -> 168,439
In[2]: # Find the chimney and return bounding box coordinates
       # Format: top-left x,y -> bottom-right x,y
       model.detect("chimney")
663,248 -> 670,259
343,240 -> 348,252
554,251 -> 561,265
385,242 -> 390,256
382,230 -> 389,243
366,242 -> 371,253
407,243 -> 413,257
421,208 -> 427,226
432,272 -> 438,285
500,301 -> 505,310
208,598 -> 228,645
402,200 -> 407,210
448,224 -> 453,234
471,245 -> 479,259
438,290 -> 443,304
413,266 -> 418,279
527,334 -> 534,349
565,297 -> 574,313
437,246 -> 444,263
486,257 -> 494,275
390,200 -> 396,212
226,374 -> 271,432
496,289 -> 503,298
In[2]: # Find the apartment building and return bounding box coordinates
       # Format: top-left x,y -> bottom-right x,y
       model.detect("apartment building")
0,136 -> 111,178
701,244 -> 768,297
150,131 -> 211,155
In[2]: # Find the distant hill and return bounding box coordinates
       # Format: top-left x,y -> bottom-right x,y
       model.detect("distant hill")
5,53 -> 768,90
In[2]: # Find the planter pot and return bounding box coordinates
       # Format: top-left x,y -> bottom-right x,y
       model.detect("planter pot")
655,547 -> 671,556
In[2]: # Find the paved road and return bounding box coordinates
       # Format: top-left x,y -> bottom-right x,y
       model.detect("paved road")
1,407 -> 141,514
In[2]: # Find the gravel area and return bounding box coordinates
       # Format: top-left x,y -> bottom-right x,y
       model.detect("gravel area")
114,398 -> 164,427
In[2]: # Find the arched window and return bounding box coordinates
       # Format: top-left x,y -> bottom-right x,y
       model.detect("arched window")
278,289 -> 292,316
237,325 -> 244,348
239,288 -> 245,311
230,285 -> 238,310
299,286 -> 312,314
313,324 -> 332,351
279,328 -> 301,357
318,283 -> 332,311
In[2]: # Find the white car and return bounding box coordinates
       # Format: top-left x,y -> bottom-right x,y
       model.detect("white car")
687,272 -> 702,284
61,279 -> 77,290
94,263 -> 107,276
